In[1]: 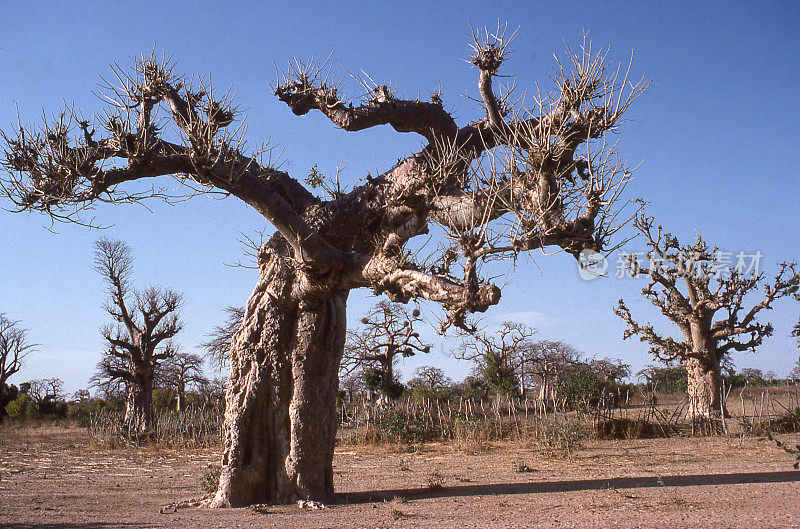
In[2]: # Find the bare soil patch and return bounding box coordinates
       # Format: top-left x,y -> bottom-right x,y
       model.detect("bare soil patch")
1,425 -> 798,528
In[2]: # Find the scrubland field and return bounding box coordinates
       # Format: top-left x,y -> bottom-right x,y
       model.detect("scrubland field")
1,422 -> 798,529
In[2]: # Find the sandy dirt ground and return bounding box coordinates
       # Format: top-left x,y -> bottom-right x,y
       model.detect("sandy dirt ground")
1,425 -> 799,528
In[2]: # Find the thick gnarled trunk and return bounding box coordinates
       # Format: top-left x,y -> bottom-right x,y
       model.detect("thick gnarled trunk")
684,355 -> 724,419
125,375 -> 154,433
211,249 -> 347,507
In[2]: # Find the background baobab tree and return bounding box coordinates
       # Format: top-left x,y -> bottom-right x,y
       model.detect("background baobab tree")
0,26 -> 646,505
22,378 -> 65,412
0,314 -> 36,423
614,216 -> 798,418
92,239 -> 183,433
407,366 -> 453,393
455,321 -> 537,397
160,351 -> 208,411
341,301 -> 430,402
522,339 -> 580,408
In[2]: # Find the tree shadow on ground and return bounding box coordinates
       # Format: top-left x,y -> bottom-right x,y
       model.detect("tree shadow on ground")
342,471 -> 800,504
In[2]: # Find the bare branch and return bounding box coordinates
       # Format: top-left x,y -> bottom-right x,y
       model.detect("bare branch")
0,314 -> 38,386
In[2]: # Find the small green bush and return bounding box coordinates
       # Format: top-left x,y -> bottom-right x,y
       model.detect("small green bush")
376,408 -> 437,443
6,394 -> 33,418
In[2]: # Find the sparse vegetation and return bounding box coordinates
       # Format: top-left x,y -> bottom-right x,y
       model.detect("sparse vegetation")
87,407 -> 222,448
424,469 -> 444,490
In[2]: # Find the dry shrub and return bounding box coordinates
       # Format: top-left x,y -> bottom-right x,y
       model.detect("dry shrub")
88,407 -> 222,449
451,418 -> 494,453
594,418 -> 673,440
757,409 -> 800,434
524,416 -> 587,457
424,470 -> 444,490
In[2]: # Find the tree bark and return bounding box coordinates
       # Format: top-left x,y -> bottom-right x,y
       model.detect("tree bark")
176,383 -> 185,412
125,374 -> 154,433
211,246 -> 348,506
684,355 -> 724,419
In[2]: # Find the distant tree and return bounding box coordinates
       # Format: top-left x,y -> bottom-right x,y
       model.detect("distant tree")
196,377 -> 227,408
160,352 -> 208,411
342,301 -> 430,401
408,366 -> 453,391
0,314 -> 37,422
557,362 -> 613,408
790,357 -> 800,381
739,367 -> 766,386
792,294 -> 800,379
637,365 -> 687,393
615,216 -> 798,417
25,378 -> 66,416
201,306 -> 244,370
338,373 -> 365,400
794,292 -> 800,347
25,378 -> 64,404
455,322 -> 537,397
73,389 -> 91,403
588,358 -> 631,384
521,340 -> 580,404
92,239 -> 183,433
1,384 -> 19,420
452,375 -> 490,401
406,366 -> 454,399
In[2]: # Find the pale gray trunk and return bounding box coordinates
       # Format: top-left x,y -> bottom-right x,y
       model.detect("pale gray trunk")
211,251 -> 347,507
176,383 -> 185,412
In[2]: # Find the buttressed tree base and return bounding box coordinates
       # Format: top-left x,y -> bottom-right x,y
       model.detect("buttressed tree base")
1,27 -> 646,505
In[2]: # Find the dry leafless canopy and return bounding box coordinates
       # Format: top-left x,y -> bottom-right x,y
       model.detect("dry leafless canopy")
340,300 -> 430,378
0,313 -> 37,385
159,352 -> 208,390
615,216 -> 799,362
201,306 -> 245,370
2,28 -> 648,331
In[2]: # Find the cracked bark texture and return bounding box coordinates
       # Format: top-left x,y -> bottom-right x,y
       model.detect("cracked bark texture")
2,29 -> 648,505
210,238 -> 347,505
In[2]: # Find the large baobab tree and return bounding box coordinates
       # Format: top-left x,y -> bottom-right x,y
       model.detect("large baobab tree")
160,351 -> 208,411
92,239 -> 183,433
1,28 -> 646,505
341,300 -> 430,401
615,216 -> 798,418
0,314 -> 36,422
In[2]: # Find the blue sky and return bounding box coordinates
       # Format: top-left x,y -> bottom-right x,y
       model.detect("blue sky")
1,1 -> 798,393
